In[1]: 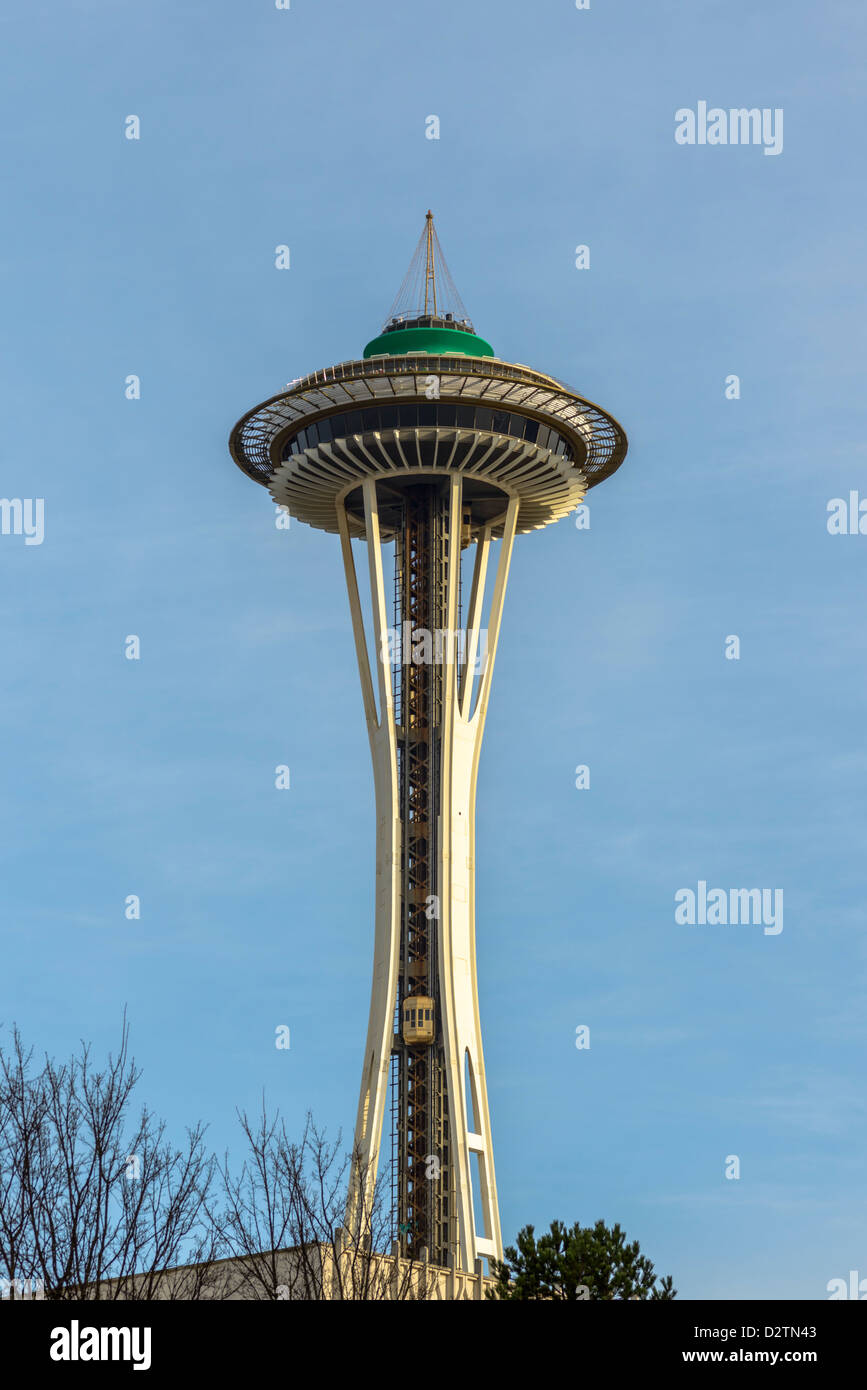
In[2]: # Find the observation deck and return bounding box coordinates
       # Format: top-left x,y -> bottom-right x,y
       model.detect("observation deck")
229,351 -> 628,539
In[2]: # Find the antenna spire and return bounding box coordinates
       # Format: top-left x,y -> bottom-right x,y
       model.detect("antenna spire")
385,212 -> 473,332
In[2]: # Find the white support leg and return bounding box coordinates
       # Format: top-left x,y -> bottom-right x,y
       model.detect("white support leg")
339,485 -> 401,1237
438,491 -> 519,1269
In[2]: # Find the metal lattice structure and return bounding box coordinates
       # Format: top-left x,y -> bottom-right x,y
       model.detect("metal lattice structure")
228,215 -> 628,1273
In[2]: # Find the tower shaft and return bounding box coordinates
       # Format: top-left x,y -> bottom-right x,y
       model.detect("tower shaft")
339,474 -> 517,1271
396,484 -> 448,1262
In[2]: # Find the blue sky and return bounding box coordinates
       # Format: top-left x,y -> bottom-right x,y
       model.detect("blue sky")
1,0 -> 865,1299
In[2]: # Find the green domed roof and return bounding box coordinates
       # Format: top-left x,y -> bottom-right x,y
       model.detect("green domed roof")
363,324 -> 495,359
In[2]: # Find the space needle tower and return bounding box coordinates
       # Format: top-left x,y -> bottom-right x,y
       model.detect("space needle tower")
229,214 -> 628,1274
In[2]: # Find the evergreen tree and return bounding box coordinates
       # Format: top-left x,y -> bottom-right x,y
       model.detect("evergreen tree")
488,1219 -> 676,1300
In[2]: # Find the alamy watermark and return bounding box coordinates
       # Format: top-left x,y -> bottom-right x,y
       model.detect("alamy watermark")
0,498 -> 44,545
675,103 -> 783,156
50,1323 -> 151,1370
381,623 -> 488,673
675,880 -> 783,936
827,1271 -> 867,1299
827,493 -> 867,535
1,1276 -> 45,1299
